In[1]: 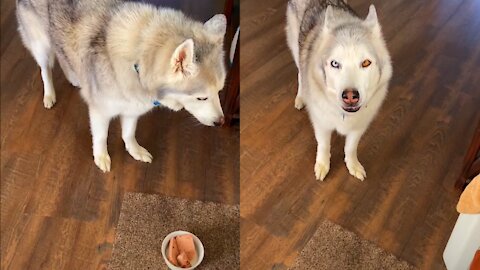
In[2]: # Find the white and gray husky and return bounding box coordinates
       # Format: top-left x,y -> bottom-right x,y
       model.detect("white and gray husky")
17,0 -> 227,172
286,0 -> 392,181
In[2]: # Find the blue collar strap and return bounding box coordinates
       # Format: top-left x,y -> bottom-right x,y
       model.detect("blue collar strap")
134,64 -> 159,107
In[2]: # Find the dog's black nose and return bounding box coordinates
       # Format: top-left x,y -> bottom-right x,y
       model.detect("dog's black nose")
214,116 -> 225,127
342,88 -> 360,106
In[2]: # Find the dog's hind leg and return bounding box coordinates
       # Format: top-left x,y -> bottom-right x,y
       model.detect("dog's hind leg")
17,6 -> 56,109
57,55 -> 80,88
295,72 -> 305,110
286,3 -> 305,110
121,115 -> 153,163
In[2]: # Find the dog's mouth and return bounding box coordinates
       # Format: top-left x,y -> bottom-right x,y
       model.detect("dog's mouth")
342,105 -> 361,113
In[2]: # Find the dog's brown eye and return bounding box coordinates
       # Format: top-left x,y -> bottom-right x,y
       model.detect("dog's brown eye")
197,97 -> 208,101
361,59 -> 372,68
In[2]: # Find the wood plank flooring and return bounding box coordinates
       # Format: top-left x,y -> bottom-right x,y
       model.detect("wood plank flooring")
240,0 -> 480,269
3,0 -> 480,269
0,1 -> 239,269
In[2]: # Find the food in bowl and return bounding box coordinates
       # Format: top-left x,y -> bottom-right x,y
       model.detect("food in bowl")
167,234 -> 197,268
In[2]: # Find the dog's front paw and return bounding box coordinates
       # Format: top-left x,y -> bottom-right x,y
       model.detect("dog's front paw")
43,94 -> 56,109
94,152 -> 111,172
161,99 -> 183,111
345,158 -> 366,181
314,159 -> 330,181
295,95 -> 305,110
171,103 -> 183,111
126,144 -> 153,163
69,78 -> 80,88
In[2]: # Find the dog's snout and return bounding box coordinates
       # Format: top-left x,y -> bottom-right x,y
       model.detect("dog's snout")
342,88 -> 360,106
214,116 -> 225,127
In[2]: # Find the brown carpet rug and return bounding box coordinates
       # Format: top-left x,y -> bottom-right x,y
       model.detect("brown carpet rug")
108,193 -> 239,270
289,220 -> 416,270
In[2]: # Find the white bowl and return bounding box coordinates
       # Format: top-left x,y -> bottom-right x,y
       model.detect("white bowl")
161,231 -> 205,270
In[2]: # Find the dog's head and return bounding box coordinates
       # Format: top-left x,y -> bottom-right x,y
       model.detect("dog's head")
139,14 -> 227,126
311,5 -> 392,114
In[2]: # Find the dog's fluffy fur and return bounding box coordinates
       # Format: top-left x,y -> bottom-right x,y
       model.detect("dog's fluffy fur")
17,0 -> 227,172
286,0 -> 392,181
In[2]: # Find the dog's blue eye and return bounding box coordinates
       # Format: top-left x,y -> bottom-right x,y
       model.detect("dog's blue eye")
197,97 -> 208,101
331,60 -> 341,69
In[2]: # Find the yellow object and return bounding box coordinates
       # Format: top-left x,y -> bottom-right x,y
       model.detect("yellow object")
457,174 -> 480,214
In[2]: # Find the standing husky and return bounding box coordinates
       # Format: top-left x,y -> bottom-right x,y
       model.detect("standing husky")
17,0 -> 227,172
286,0 -> 392,181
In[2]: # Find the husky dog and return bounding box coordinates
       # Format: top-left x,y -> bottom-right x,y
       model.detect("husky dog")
286,0 -> 392,181
17,0 -> 227,172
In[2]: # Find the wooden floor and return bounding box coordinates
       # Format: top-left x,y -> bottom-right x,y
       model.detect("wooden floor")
0,1 -> 239,269
240,0 -> 480,269
3,0 -> 480,269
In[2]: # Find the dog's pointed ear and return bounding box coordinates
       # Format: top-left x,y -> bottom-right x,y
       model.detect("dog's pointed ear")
171,39 -> 198,77
204,14 -> 226,42
364,5 -> 381,34
323,6 -> 334,32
